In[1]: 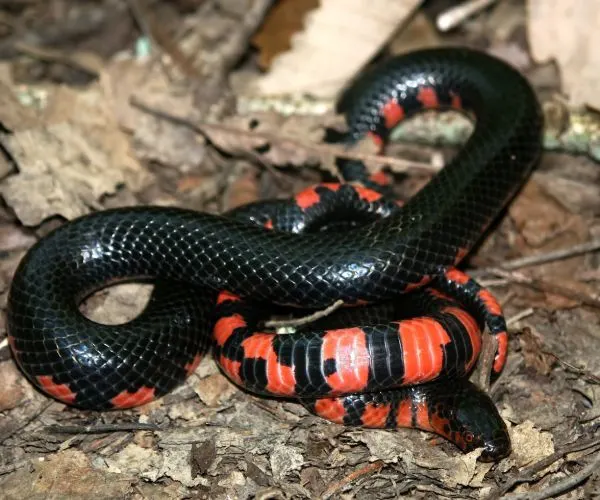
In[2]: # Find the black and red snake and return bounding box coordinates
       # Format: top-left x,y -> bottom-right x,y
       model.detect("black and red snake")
7,48 -> 543,462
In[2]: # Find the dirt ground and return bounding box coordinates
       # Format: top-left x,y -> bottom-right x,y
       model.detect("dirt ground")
0,1 -> 599,499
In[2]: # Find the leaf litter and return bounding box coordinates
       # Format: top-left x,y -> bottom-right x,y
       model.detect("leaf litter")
0,1 -> 598,499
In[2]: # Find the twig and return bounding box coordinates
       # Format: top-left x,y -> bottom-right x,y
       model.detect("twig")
478,278 -> 510,287
486,436 -> 600,499
503,450 -> 600,500
437,0 -> 498,31
193,0 -> 275,118
216,0 -> 275,75
476,330 -> 498,391
321,461 -> 385,499
13,41 -> 102,76
45,422 -> 160,434
266,300 -> 345,329
506,307 -> 535,326
482,268 -> 600,309
542,352 -> 600,385
482,240 -> 600,272
130,98 -> 436,174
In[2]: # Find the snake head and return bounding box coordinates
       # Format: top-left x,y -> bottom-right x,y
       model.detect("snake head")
419,380 -> 511,462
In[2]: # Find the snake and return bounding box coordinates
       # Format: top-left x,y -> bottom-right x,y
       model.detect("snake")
6,47 -> 543,462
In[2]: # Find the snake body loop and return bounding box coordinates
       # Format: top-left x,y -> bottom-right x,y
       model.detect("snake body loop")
7,48 -> 543,461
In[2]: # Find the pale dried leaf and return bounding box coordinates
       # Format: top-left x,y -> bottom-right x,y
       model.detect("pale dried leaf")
509,420 -> 555,467
528,1 -> 600,109
1,124 -> 138,225
1,450 -> 134,498
0,361 -> 26,411
193,372 -> 238,407
102,59 -> 208,171
0,83 -> 150,226
269,445 -> 304,480
353,429 -> 485,488
103,443 -> 163,480
205,113 -> 327,167
254,0 -> 421,97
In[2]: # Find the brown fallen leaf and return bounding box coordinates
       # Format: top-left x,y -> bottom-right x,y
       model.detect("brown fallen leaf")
103,59 -> 210,173
0,361 -> 27,411
517,327 -> 557,376
192,372 -> 238,407
504,177 -> 592,308
509,180 -> 589,275
0,450 -> 134,498
254,0 -> 422,98
223,166 -> 261,210
252,0 -> 320,70
205,113 -> 327,168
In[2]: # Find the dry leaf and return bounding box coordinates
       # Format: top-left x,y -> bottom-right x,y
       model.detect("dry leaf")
528,1 -> 600,109
254,0 -> 421,97
518,327 -> 556,376
193,372 -> 238,407
103,59 -> 208,171
252,0 -> 320,69
509,180 -> 588,252
204,113 -> 327,167
0,450 -> 133,498
0,82 -> 150,226
508,420 -> 555,468
0,361 -> 26,411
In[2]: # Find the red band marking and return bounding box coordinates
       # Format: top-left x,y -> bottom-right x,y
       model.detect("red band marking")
216,291 -> 241,304
397,318 -> 451,384
368,171 -> 391,186
449,90 -> 462,110
241,333 -> 296,396
295,188 -> 320,210
382,99 -> 405,129
477,289 -> 502,316
428,289 -> 454,301
354,186 -> 383,203
321,328 -> 370,394
453,247 -> 469,265
184,353 -> 203,377
313,398 -> 346,424
295,183 -> 341,210
426,405 -> 457,445
443,306 -> 482,371
37,376 -> 77,404
7,335 -> 17,354
405,275 -> 431,292
417,87 -> 440,109
413,401 -> 434,432
395,399 -> 413,428
111,386 -> 156,408
213,314 -> 246,346
219,355 -> 242,386
444,268 -> 470,285
367,131 -> 384,149
493,331 -> 508,374
361,402 -> 391,428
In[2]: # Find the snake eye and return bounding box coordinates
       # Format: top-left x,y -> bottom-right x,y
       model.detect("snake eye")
464,431 -> 475,443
